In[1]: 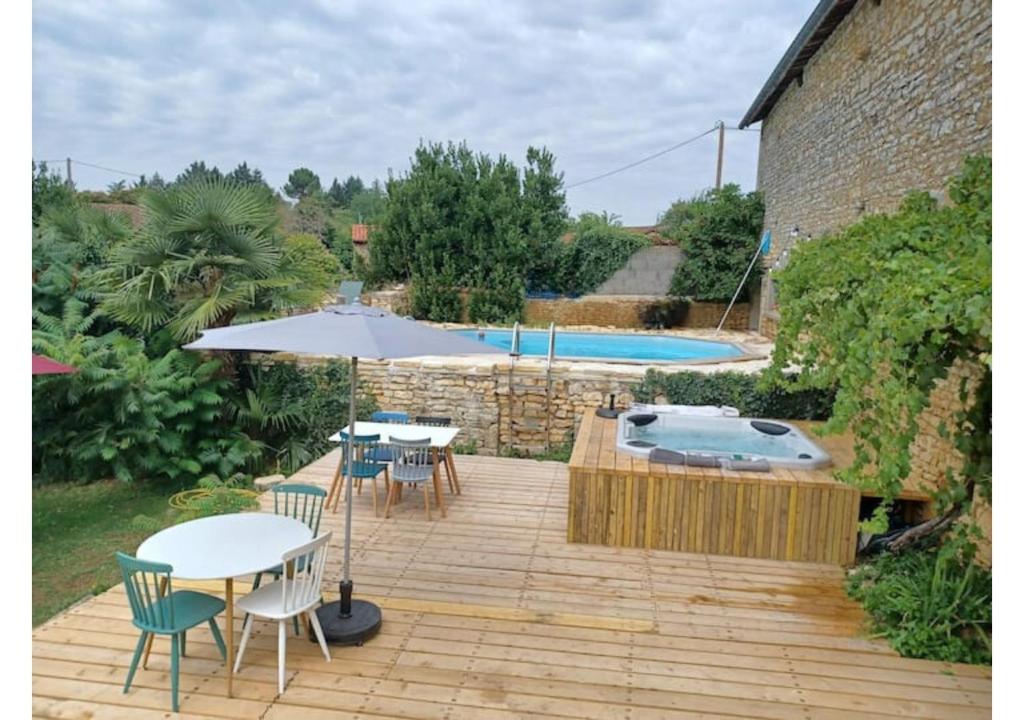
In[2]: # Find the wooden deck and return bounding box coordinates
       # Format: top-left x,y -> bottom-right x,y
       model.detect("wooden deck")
33,452 -> 990,719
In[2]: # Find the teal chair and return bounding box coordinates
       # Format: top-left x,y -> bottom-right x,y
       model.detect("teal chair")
371,410 -> 409,424
330,432 -> 390,515
116,552 -> 227,713
367,411 -> 409,463
249,484 -> 327,635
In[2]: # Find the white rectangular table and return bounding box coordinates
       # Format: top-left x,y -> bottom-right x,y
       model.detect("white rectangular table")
327,421 -> 463,514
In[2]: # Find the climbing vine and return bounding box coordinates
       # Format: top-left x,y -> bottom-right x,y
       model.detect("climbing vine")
764,156 -> 991,534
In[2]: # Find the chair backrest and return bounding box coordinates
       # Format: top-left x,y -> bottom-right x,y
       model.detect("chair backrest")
272,483 -> 327,535
280,532 -> 332,614
116,552 -> 175,631
390,437 -> 434,482
340,432 -> 386,467
371,410 -> 410,424
415,416 -> 452,427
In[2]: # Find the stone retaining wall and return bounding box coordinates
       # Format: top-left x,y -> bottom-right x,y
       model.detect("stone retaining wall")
362,289 -> 749,330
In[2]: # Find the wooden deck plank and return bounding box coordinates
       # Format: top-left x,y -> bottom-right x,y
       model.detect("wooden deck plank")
33,451 -> 990,719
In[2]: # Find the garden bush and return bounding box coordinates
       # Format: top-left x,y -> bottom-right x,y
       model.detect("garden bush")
31,334 -> 259,485
846,537 -> 991,664
235,359 -> 379,474
467,274 -> 525,324
408,275 -> 464,322
554,212 -> 649,296
765,156 -> 991,531
663,184 -> 764,302
633,369 -> 834,420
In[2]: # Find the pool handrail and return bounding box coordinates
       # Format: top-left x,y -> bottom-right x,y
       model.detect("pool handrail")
546,322 -> 556,365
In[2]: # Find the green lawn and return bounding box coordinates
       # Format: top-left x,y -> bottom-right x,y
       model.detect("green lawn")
32,480 -> 182,626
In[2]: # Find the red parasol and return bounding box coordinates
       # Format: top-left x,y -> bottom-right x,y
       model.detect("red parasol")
32,354 -> 77,375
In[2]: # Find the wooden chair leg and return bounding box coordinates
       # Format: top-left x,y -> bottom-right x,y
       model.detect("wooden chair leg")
383,479 -> 397,519
328,454 -> 345,511
423,481 -> 432,521
180,630 -> 186,657
371,477 -> 379,517
446,447 -> 462,494
123,631 -> 148,693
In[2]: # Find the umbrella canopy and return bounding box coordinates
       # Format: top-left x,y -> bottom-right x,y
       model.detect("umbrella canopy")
184,303 -> 500,358
32,354 -> 77,375
184,303 -> 498,644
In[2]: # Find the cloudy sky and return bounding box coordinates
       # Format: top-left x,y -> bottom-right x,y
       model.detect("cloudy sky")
33,0 -> 814,225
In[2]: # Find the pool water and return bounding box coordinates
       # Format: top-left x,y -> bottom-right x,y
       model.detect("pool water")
617,413 -> 831,469
451,329 -> 743,362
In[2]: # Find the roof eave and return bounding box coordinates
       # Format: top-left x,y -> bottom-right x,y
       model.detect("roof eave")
739,0 -> 859,128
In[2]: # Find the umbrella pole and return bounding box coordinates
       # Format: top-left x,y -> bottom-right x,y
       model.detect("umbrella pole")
340,356 -> 357,612
317,355 -> 383,645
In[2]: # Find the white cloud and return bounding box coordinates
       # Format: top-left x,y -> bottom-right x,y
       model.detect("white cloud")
32,0 -> 816,223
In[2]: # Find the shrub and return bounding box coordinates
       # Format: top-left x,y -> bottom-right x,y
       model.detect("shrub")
555,213 -> 649,296
408,275 -> 464,322
664,184 -> 764,302
234,359 -> 379,474
274,233 -> 342,310
846,538 -> 991,664
633,369 -> 834,420
31,332 -> 260,484
467,275 -> 525,324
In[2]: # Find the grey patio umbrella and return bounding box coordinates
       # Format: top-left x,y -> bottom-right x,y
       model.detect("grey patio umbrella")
185,303 -> 498,644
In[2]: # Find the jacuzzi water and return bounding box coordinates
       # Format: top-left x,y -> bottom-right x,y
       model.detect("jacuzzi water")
451,329 -> 744,362
617,412 -> 831,470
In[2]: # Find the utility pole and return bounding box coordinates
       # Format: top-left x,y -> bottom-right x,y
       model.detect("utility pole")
65,157 -> 73,189
714,121 -> 725,189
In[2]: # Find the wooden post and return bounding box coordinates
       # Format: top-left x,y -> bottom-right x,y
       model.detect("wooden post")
714,121 -> 725,189
65,157 -> 73,189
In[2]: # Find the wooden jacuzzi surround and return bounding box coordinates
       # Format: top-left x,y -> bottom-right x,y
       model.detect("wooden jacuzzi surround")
567,409 -> 863,565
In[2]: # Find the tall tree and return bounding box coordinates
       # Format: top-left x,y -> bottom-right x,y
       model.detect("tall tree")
326,177 -> 345,206
283,167 -> 321,200
348,182 -> 387,221
174,161 -> 223,186
32,161 -> 75,225
663,184 -> 764,302
521,146 -> 569,290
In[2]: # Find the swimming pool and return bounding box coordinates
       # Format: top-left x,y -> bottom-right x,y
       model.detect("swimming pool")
616,411 -> 831,470
450,328 -> 744,362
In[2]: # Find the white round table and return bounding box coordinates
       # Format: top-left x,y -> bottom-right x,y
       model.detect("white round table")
137,513 -> 313,697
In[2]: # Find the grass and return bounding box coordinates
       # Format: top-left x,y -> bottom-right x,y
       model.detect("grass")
32,480 -> 182,626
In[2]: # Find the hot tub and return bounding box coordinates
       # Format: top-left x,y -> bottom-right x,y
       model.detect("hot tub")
617,410 -> 831,470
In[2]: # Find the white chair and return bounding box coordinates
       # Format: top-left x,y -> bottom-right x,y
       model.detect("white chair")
234,532 -> 332,694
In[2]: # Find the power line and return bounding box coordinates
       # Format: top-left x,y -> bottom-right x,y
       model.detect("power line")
71,159 -> 144,178
565,126 -> 717,190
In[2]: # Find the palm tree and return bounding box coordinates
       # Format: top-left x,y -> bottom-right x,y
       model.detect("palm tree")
99,179 -> 317,341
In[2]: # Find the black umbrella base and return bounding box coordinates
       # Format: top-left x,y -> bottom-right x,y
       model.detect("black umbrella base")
314,580 -> 382,645
315,599 -> 382,645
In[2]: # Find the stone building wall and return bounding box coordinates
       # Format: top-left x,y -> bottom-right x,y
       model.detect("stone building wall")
755,0 -> 991,330
749,0 -> 992,557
